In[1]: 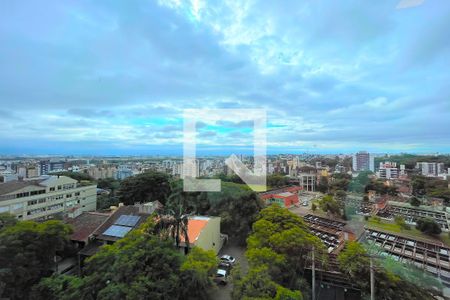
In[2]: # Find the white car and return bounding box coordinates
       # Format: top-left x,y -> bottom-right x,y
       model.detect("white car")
220,255 -> 236,265
214,269 -> 228,285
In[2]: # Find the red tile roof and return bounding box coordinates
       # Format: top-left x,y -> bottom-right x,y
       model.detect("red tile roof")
180,217 -> 209,243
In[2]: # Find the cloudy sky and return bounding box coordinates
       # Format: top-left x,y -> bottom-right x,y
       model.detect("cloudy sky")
0,0 -> 449,155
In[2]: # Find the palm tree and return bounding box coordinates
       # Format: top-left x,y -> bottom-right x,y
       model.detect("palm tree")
155,181 -> 199,254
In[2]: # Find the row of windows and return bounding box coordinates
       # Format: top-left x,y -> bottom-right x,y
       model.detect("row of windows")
27,203 -> 65,216
2,195 -> 91,215
27,198 -> 47,206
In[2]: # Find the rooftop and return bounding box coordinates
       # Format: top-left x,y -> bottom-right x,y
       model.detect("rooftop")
0,179 -> 44,196
180,216 -> 210,243
66,212 -> 110,242
94,204 -> 154,242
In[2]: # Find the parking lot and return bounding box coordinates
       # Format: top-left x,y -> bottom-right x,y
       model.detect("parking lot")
208,240 -> 247,300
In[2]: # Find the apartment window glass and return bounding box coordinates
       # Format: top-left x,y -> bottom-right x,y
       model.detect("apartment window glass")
12,203 -> 23,210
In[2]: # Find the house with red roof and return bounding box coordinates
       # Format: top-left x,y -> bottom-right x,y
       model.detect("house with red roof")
179,216 -> 224,254
260,186 -> 302,208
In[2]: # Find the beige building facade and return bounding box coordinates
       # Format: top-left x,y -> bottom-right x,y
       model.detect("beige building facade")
0,175 -> 97,221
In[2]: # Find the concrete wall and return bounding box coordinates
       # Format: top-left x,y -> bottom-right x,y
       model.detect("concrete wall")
195,217 -> 222,254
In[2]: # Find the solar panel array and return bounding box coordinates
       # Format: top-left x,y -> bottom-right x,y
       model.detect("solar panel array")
102,215 -> 142,238
103,225 -> 132,238
115,215 -> 141,227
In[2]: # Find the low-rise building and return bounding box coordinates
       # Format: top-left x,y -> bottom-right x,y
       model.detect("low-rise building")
0,175 -> 97,221
260,186 -> 302,208
377,162 -> 399,179
179,216 -> 224,254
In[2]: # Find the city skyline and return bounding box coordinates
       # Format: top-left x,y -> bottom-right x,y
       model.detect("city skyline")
1,1 -> 449,155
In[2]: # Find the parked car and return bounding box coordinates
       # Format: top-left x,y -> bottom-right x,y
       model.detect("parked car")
214,269 -> 228,285
220,255 -> 236,266
219,261 -> 232,270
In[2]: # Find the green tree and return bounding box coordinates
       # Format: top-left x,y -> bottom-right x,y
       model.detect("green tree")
33,229 -> 184,300
179,247 -> 218,300
311,203 -> 317,212
0,212 -> 17,229
210,192 -> 264,245
316,176 -> 329,193
0,220 -> 73,299
412,175 -> 427,196
410,196 -> 421,207
232,266 -> 302,300
246,205 -> 326,289
334,190 -> 346,201
117,171 -> 171,205
338,242 -> 435,300
394,216 -> 410,230
267,174 -> 290,188
416,218 -> 442,235
318,195 -> 340,216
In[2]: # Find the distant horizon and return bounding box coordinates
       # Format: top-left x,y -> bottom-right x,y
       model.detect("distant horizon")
1,2 -> 449,154
1,147 -> 449,158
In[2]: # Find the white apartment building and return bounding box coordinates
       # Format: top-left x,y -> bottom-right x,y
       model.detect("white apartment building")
416,162 -> 446,177
376,162 -> 399,179
0,175 -> 96,221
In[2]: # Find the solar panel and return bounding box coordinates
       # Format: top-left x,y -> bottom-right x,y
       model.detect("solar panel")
103,225 -> 132,238
114,215 -> 141,227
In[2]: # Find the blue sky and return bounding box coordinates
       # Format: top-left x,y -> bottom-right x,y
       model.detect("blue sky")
0,0 -> 449,155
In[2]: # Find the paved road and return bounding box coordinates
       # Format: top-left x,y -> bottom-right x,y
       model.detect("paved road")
208,241 -> 247,300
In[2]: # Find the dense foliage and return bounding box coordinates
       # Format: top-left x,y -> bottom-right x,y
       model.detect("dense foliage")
411,175 -> 450,203
338,241 -> 435,300
208,192 -> 264,245
0,219 -> 73,299
318,195 -> 341,216
416,218 -> 442,235
232,205 -> 326,299
32,220 -> 217,300
117,171 -> 171,205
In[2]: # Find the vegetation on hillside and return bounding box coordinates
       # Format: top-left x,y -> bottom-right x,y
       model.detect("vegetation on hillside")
232,205 -> 326,299
31,219 -> 218,300
0,217 -> 73,299
338,241 -> 436,300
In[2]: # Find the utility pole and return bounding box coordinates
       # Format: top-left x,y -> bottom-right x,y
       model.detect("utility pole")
370,256 -> 375,300
312,246 -> 316,300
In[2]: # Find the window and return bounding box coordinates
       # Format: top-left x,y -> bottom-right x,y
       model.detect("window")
50,187 -> 55,192
16,192 -> 30,198
47,203 -> 63,211
12,203 -> 23,210
30,190 -> 46,196
28,200 -> 38,206
66,194 -> 72,198
57,185 -> 62,190
27,207 -> 45,215
75,192 -> 80,196
38,198 -> 46,204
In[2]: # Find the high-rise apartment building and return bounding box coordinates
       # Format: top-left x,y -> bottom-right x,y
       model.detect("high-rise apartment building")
416,162 -> 446,177
352,151 -> 375,172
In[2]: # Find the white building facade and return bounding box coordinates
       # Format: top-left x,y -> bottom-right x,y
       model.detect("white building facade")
0,175 -> 97,221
